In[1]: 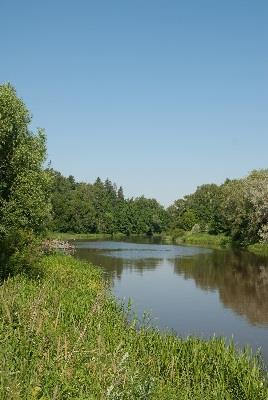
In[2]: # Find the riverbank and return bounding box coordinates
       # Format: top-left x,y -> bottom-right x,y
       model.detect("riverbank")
162,231 -> 231,249
1,255 -> 267,399
163,231 -> 268,256
48,231 -> 268,258
47,231 -> 126,241
49,231 -> 231,248
248,243 -> 268,257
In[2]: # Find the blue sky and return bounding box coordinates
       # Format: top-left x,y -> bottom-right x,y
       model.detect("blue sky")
1,0 -> 267,205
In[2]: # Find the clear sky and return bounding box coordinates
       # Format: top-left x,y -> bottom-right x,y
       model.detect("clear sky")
1,0 -> 267,206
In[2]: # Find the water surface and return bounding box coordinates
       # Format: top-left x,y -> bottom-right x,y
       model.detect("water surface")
75,239 -> 268,363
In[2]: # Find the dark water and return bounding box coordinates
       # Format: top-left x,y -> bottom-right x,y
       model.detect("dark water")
75,239 -> 268,363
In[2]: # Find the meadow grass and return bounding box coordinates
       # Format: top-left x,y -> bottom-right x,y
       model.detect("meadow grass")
0,255 -> 267,399
179,232 -> 230,247
163,231 -> 230,249
248,243 -> 268,257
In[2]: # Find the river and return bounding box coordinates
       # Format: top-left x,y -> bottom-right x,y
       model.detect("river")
75,238 -> 268,364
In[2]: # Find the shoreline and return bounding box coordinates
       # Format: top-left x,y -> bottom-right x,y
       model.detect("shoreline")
48,231 -> 268,256
1,254 -> 267,398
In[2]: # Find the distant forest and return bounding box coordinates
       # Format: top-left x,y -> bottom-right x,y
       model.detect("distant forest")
49,170 -> 168,236
50,169 -> 268,246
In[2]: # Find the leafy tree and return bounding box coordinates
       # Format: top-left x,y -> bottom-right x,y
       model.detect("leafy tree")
49,172 -> 169,236
169,170 -> 268,246
220,174 -> 268,245
219,179 -> 251,244
185,184 -> 223,233
122,196 -> 168,235
167,199 -> 198,231
49,170 -> 78,232
0,84 -> 52,274
244,170 -> 268,243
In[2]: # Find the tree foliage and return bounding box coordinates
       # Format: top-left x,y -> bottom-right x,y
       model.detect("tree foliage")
168,170 -> 268,246
0,84 -> 51,274
244,170 -> 268,243
49,170 -> 168,236
50,168 -> 268,246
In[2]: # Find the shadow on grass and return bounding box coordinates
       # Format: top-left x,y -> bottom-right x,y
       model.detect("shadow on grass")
0,256 -> 44,284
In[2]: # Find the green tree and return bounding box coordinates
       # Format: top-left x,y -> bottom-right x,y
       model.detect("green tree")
49,169 -> 170,236
186,184 -> 223,233
0,84 -> 51,275
167,199 -> 198,231
168,170 -> 268,246
244,170 -> 268,243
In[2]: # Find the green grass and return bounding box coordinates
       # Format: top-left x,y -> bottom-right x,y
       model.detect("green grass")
248,243 -> 268,257
163,231 -> 231,249
47,231 -> 126,241
1,255 -> 267,399
180,232 -> 231,247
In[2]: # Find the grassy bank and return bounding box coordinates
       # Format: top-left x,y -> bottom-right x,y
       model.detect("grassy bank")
163,232 -> 268,256
248,243 -> 268,257
163,232 -> 231,249
47,231 -> 126,241
1,255 -> 267,399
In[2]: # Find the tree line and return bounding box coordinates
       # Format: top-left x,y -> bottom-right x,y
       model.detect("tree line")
1,83 -> 267,275
49,170 -> 168,235
50,167 -> 268,247
167,170 -> 268,246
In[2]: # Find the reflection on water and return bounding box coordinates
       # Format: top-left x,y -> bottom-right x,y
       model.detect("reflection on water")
76,241 -> 210,280
174,251 -> 268,326
75,240 -> 268,363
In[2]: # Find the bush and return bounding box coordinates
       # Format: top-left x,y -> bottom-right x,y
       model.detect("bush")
0,230 -> 42,280
170,228 -> 186,239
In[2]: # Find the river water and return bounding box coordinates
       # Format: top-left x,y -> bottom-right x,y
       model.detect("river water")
75,239 -> 268,364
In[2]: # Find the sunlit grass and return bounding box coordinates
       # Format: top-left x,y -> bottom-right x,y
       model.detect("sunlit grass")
0,255 -> 267,399
248,243 -> 268,257
163,231 -> 230,248
178,232 -> 230,247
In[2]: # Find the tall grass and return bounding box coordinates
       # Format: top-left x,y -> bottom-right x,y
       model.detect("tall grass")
178,232 -> 231,247
163,231 -> 231,248
248,243 -> 268,257
0,255 -> 267,399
